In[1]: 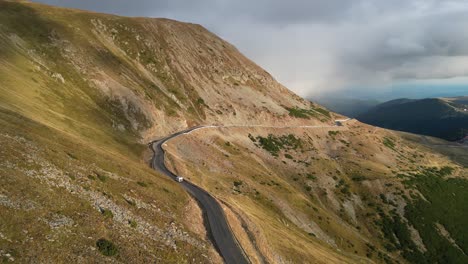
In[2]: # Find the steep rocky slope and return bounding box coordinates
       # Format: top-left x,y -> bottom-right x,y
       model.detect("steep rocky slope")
0,0 -> 330,143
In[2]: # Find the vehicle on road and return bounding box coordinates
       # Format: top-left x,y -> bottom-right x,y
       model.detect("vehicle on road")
150,127 -> 249,264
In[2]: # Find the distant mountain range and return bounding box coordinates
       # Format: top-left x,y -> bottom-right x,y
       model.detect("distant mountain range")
311,97 -> 380,117
357,97 -> 468,141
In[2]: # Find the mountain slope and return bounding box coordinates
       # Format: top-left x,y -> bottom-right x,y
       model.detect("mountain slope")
0,0 -> 330,143
357,97 -> 468,141
0,0 -> 331,262
1,1 -> 467,263
165,121 -> 468,264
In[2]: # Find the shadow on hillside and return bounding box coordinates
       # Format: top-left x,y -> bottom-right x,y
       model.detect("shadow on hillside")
399,132 -> 468,167
0,1 -> 68,57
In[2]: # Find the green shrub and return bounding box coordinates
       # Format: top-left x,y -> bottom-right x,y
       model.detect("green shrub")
96,172 -> 107,182
129,220 -> 137,228
66,152 -> 78,159
137,181 -> 148,187
286,107 -> 313,119
101,209 -> 113,219
284,153 -> 293,159
351,175 -> 366,182
438,166 -> 454,176
382,137 -> 395,149
285,106 -> 330,119
313,107 -> 331,118
233,180 -> 243,187
96,238 -> 118,256
253,134 -> 302,156
340,186 -> 350,195
339,139 -> 350,146
196,98 -> 205,105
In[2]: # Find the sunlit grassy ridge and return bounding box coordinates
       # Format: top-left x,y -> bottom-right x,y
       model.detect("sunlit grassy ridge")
0,107 -> 216,262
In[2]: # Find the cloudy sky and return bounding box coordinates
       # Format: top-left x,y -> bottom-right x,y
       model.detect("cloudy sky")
35,0 -> 468,99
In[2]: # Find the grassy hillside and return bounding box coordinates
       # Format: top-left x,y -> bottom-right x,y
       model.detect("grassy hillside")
165,121 -> 468,263
0,106 -> 223,262
357,98 -> 468,141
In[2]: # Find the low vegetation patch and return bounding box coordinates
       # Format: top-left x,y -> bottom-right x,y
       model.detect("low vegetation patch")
196,97 -> 207,107
96,172 -> 107,182
378,167 -> 468,263
312,106 -> 331,118
339,139 -> 350,147
306,173 -> 317,181
137,181 -> 148,187
285,106 -> 330,119
96,238 -> 118,257
250,134 -> 302,156
129,220 -> 138,228
335,179 -> 351,196
101,208 -> 114,219
286,107 -> 313,119
351,175 -> 366,182
382,137 -> 395,149
328,131 -> 340,139
233,180 -> 243,187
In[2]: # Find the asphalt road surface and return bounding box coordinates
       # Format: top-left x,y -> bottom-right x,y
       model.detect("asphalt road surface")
150,126 -> 249,264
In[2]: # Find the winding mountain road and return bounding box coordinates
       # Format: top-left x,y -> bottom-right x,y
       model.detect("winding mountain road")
150,126 -> 249,264
150,121 -> 352,263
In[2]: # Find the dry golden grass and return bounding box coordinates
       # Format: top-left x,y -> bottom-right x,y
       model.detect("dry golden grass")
0,105 -> 215,262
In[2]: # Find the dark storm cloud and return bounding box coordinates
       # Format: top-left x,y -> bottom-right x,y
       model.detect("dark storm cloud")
34,0 -> 468,96
35,0 -> 357,23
